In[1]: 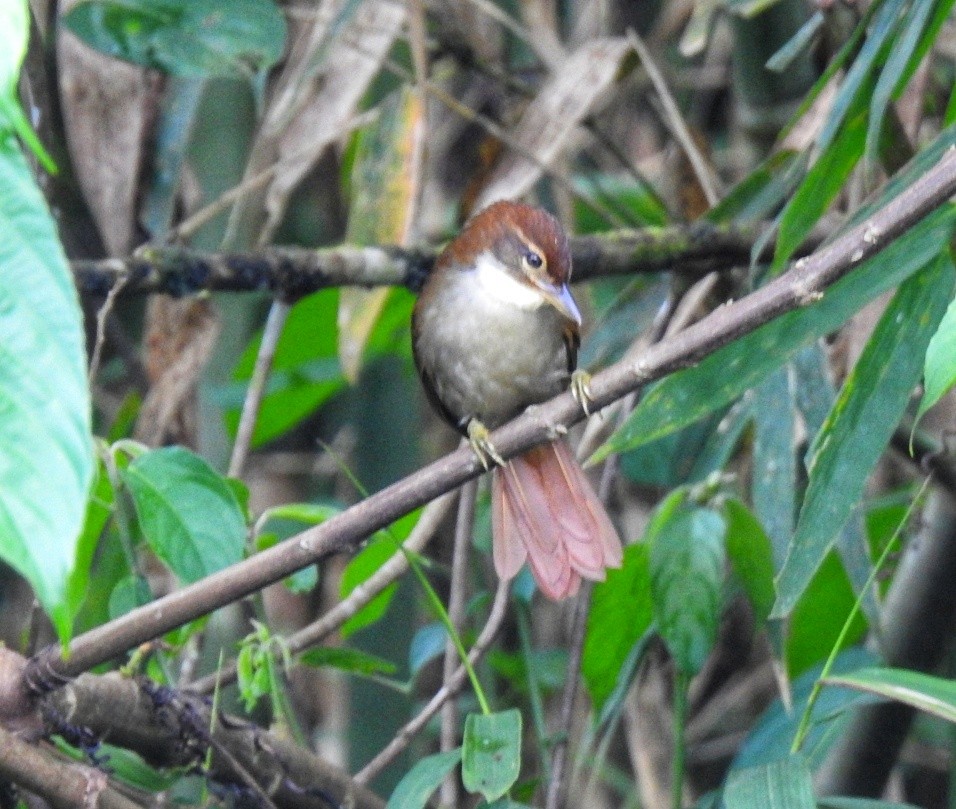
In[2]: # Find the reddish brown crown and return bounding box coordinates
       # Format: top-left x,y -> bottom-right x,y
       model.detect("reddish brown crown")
441,201 -> 572,285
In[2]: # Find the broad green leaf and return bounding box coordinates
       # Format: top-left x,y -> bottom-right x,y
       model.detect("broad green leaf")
773,255 -> 955,617
732,647 -> 877,771
409,622 -> 447,677
299,646 -> 397,677
108,574 -> 152,620
915,289 -> 956,425
723,500 -> 775,625
724,756 -> 815,809
0,143 -> 93,641
619,413 -> 724,488
572,174 -> 670,231
590,203 -> 956,463
487,649 -> 568,694
582,543 -> 653,711
650,506 -> 726,675
340,86 -> 424,380
255,532 -> 317,594
818,798 -> 922,809
63,0 -> 286,77
339,510 -> 420,637
387,749 -> 462,809
786,552 -> 868,677
824,667 -> 956,724
773,110 -> 866,271
224,289 -> 345,446
462,710 -> 522,802
122,447 -> 246,584
751,367 -> 796,565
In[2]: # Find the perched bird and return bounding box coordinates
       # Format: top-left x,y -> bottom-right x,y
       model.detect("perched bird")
412,200 -> 622,599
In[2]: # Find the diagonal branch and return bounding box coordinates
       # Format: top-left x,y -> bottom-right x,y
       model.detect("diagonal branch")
23,147 -> 956,697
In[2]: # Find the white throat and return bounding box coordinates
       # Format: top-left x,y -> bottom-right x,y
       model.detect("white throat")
472,252 -> 545,310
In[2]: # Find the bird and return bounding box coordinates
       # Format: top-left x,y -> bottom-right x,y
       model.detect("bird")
412,200 -> 622,600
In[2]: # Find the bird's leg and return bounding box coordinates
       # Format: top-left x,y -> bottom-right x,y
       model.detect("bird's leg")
466,419 -> 506,470
570,369 -> 594,416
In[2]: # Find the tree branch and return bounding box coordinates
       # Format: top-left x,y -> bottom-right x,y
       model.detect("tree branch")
72,223 -> 775,297
23,147 -> 956,697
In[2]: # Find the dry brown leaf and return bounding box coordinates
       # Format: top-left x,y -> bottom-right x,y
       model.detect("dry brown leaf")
56,3 -> 156,256
473,37 -> 632,210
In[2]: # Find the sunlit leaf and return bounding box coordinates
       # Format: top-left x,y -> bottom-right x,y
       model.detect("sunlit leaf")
723,499 -> 776,625
387,749 -> 461,809
724,756 -> 815,809
773,254 -> 955,617
299,646 -> 397,677
915,289 -> 956,426
824,667 -> 956,724
0,144 -> 93,641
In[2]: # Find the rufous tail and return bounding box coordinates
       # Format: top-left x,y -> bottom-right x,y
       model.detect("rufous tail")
491,440 -> 622,600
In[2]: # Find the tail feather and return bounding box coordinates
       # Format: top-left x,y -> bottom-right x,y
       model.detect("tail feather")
492,440 -> 622,600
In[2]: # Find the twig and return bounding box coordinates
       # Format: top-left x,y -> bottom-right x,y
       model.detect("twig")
440,477 -> 478,807
354,579 -> 510,784
188,492 -> 457,695
24,146 -> 956,693
227,299 -> 291,478
627,29 -> 721,207
88,275 -> 128,384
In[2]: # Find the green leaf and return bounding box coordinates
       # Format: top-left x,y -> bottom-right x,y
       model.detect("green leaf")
773,109 -> 866,271
824,667 -> 956,724
387,748 -> 462,809
62,0 -> 287,77
339,509 -> 421,637
706,150 -> 803,226
590,203 -> 956,462
487,649 -> 568,694
724,756 -> 815,809
572,174 -> 670,231
462,710 -> 522,802
224,289 -> 345,446
582,543 -> 653,711
818,798 -> 922,809
409,622 -> 446,677
122,447 -> 246,584
773,254 -> 955,617
650,505 -> 726,676
108,574 -> 152,620
0,142 -> 93,642
766,12 -> 824,73
299,646 -> 397,677
915,287 -> 956,425
723,500 -> 776,625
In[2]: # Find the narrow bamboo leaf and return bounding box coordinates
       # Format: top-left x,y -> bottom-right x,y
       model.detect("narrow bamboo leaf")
865,0 -> 937,165
819,797 -> 922,809
751,367 -> 796,565
650,506 -> 726,676
724,756 -> 815,809
723,500 -> 776,625
341,86 -> 423,380
773,254 -> 955,617
387,748 -> 462,809
824,667 -> 956,724
122,447 -> 246,584
462,710 -> 522,802
63,0 -> 287,77
590,204 -> 956,463
582,543 -> 654,711
0,144 -> 93,641
816,0 -> 907,153
766,11 -> 824,73
299,646 -> 397,677
707,151 -> 802,226
915,290 -> 956,426
773,110 -> 867,271
733,647 -> 877,771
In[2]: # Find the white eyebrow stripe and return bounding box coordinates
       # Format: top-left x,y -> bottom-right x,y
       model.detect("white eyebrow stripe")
473,252 -> 546,310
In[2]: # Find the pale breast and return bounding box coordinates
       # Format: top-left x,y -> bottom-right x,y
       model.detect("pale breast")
414,265 -> 572,429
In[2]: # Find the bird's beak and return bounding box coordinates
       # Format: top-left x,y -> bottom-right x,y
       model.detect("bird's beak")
542,282 -> 582,326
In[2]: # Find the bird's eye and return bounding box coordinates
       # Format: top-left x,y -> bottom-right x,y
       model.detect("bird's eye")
524,251 -> 543,270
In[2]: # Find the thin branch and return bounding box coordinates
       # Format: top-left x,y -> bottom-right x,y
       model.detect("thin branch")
71,222 -> 776,297
24,146 -> 956,695
88,274 -> 127,384
228,299 -> 291,478
189,491 -> 458,695
354,579 -> 510,784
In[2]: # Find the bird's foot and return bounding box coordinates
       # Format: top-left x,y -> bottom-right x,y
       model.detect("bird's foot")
570,370 -> 594,416
467,419 -> 505,470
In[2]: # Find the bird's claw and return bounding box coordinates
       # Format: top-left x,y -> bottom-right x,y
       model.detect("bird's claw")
467,420 -> 505,470
571,370 -> 594,416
